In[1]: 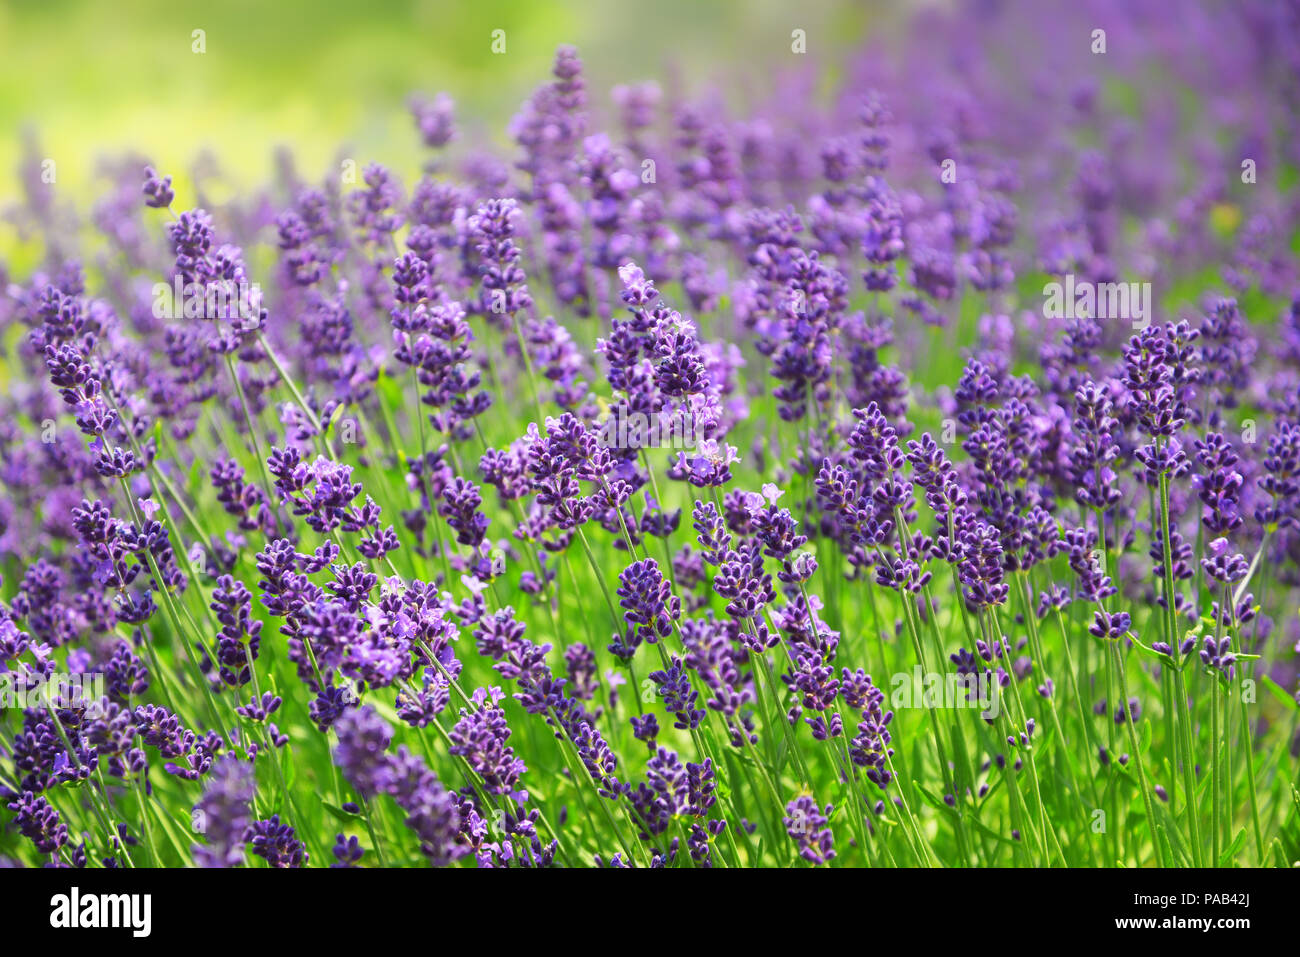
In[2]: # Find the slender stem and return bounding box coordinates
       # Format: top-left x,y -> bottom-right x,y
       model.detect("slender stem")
1172,663 -> 1204,867
1112,638 -> 1165,866
1210,669 -> 1222,865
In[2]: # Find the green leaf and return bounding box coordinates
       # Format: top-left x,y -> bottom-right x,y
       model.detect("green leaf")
1262,674 -> 1299,712
966,815 -> 1019,850
1217,827 -> 1248,867
1126,631 -> 1174,666
321,802 -> 357,825
913,782 -> 949,812
1155,805 -> 1192,866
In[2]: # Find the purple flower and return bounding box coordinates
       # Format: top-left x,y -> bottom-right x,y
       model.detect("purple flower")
6,791 -> 68,856
333,706 -> 395,800
439,477 -> 490,547
410,92 -> 456,149
192,755 -> 255,868
648,655 -> 705,730
783,796 -> 835,865
246,815 -> 308,868
211,574 -> 262,688
613,558 -> 679,656
142,166 -> 174,208
331,833 -> 364,868
469,198 -> 532,325
1089,608 -> 1131,641
449,692 -> 528,801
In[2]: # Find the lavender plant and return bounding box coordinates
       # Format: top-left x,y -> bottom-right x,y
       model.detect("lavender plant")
3,2 -> 1300,870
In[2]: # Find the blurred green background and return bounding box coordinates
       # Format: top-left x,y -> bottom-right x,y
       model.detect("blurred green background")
0,0 -> 878,210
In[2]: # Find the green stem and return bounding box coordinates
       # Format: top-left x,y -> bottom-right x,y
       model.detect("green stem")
1112,637 -> 1166,866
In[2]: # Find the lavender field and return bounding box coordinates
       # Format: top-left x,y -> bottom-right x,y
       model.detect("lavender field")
2,0 -> 1299,871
